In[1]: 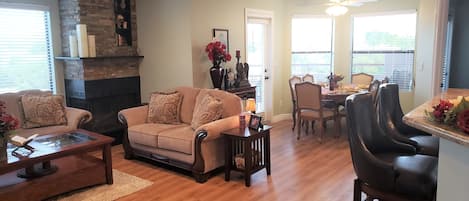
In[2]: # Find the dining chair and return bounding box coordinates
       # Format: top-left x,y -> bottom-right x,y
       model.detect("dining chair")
295,82 -> 339,142
351,72 -> 374,85
289,76 -> 303,130
368,80 -> 381,107
346,92 -> 437,201
302,74 -> 314,83
377,83 -> 439,157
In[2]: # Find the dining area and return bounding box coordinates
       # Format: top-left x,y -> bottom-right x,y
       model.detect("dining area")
288,72 -> 378,142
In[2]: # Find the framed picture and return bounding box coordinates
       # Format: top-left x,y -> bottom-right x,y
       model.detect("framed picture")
212,28 -> 229,53
248,114 -> 262,130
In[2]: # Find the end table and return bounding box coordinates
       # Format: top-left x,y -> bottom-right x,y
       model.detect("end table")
222,125 -> 271,187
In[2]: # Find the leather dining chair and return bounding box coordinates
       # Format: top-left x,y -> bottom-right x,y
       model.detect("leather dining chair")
295,82 -> 339,142
368,80 -> 381,106
302,74 -> 314,83
377,83 -> 439,157
289,76 -> 303,130
351,72 -> 374,85
345,92 -> 437,201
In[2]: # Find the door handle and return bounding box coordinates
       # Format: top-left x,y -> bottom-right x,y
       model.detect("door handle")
264,76 -> 270,80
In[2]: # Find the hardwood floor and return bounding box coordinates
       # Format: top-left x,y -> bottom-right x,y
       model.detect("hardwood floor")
109,120 -> 356,201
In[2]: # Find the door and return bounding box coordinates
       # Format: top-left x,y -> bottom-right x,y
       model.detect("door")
245,9 -> 273,121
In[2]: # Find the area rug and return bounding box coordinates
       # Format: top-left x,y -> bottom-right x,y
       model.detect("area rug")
48,170 -> 153,201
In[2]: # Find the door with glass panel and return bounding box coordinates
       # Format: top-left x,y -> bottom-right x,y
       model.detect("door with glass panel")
246,9 -> 273,120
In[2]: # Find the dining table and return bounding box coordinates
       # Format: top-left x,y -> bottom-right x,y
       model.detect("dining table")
321,84 -> 368,105
403,88 -> 469,201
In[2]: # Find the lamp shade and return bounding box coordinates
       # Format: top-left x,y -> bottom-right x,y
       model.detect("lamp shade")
325,5 -> 348,16
245,98 -> 256,113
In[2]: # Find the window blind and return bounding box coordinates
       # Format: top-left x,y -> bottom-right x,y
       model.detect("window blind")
0,6 -> 54,93
291,17 -> 333,83
352,12 -> 417,90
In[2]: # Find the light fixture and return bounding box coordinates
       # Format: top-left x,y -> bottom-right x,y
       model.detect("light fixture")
245,98 -> 256,114
325,5 -> 349,16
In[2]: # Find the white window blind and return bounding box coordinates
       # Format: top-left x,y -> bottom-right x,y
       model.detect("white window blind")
0,6 -> 54,93
352,12 -> 417,90
291,17 -> 333,83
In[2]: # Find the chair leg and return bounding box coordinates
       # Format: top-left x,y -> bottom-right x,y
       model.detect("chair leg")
335,116 -> 341,138
354,179 -> 362,201
297,116 -> 301,140
292,106 -> 296,130
318,119 -> 324,143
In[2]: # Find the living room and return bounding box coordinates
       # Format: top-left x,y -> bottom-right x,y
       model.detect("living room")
0,0 -> 468,200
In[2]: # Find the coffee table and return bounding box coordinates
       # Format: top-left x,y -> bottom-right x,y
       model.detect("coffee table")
0,129 -> 114,201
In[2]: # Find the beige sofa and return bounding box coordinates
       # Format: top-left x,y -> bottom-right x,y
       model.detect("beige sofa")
118,86 -> 242,182
0,90 -> 92,138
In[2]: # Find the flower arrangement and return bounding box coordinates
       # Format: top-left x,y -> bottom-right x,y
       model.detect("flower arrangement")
0,101 -> 19,137
425,96 -> 469,133
327,74 -> 344,82
205,40 -> 231,68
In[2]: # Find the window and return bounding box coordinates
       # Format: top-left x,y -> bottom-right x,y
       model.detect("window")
291,16 -> 333,83
352,12 -> 417,91
0,5 -> 55,93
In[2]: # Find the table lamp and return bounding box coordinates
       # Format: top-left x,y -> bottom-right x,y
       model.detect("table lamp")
245,98 -> 256,114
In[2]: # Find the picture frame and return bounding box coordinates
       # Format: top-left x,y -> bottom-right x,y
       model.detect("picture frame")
248,114 -> 262,130
212,28 -> 229,53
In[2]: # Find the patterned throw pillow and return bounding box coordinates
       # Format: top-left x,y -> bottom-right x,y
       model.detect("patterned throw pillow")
147,92 -> 183,124
190,94 -> 223,130
19,95 -> 68,128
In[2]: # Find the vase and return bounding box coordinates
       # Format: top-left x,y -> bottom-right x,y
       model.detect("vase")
0,135 -> 7,162
210,66 -> 225,89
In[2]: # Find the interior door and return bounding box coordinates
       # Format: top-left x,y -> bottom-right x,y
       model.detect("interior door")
245,9 -> 273,121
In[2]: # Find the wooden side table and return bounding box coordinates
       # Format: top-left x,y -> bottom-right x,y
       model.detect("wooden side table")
222,125 -> 271,187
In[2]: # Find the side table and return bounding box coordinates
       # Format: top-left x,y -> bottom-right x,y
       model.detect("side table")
222,125 -> 271,187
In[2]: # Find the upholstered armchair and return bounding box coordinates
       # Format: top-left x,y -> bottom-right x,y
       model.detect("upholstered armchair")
0,90 -> 92,138
346,92 -> 437,201
377,83 -> 439,157
289,76 -> 302,130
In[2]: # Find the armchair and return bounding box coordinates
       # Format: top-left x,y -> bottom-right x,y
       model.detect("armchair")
346,92 -> 437,201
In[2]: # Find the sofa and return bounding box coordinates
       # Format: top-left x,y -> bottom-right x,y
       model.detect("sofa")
118,86 -> 242,182
0,90 -> 92,138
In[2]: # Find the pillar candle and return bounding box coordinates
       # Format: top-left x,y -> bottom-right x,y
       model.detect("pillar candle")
69,35 -> 78,57
76,24 -> 89,57
236,50 -> 240,57
88,35 -> 96,57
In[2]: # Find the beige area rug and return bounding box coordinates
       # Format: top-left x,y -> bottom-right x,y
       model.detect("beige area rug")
48,170 -> 153,201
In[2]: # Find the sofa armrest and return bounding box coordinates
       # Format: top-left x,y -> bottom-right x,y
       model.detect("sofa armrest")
65,107 -> 92,129
118,105 -> 148,127
195,115 -> 240,141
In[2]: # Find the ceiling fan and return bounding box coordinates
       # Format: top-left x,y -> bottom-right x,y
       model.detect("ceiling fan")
325,0 -> 378,16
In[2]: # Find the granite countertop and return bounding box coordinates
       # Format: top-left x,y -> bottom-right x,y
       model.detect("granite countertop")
403,88 -> 469,147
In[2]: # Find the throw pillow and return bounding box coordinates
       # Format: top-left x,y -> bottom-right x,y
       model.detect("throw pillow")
147,92 -> 183,124
191,94 -> 223,130
19,95 -> 67,128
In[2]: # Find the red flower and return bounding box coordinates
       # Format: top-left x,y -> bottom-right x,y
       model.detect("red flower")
205,40 -> 231,66
0,101 -> 19,136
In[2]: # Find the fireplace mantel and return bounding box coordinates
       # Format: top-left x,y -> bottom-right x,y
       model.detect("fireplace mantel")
55,55 -> 144,60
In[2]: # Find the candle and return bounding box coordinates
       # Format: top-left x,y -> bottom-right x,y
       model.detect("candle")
88,35 -> 96,57
236,50 -> 240,57
76,24 -> 89,57
69,35 -> 78,57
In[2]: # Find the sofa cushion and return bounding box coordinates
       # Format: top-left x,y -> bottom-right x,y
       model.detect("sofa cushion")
19,94 -> 67,128
157,126 -> 194,155
0,90 -> 52,128
128,123 -> 186,148
191,94 -> 223,130
147,92 -> 183,124
175,86 -> 201,124
197,89 -> 242,118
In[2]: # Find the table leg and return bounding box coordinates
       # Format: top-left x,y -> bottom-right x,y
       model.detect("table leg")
103,144 -> 113,184
265,132 -> 271,175
224,137 -> 232,181
245,139 -> 252,187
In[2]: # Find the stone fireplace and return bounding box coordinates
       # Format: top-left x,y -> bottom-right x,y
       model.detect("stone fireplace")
57,0 -> 141,142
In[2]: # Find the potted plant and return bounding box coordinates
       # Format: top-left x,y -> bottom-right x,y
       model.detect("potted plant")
205,40 -> 231,89
0,101 -> 19,161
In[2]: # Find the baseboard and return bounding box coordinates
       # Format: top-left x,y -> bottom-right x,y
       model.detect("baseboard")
271,113 -> 292,123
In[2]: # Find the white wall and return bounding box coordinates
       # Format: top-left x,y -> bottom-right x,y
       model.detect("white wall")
0,0 -> 64,95
136,0 -> 193,102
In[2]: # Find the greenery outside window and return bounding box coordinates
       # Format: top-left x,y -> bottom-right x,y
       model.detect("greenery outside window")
352,11 -> 417,91
291,16 -> 333,83
0,5 -> 55,93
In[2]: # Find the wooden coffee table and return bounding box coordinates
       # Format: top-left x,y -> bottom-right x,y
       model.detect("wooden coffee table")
0,129 -> 113,201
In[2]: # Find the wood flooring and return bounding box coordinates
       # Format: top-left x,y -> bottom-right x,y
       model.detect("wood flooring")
108,120 -> 356,201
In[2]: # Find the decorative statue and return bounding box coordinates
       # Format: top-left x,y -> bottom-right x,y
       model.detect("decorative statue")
234,50 -> 251,88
